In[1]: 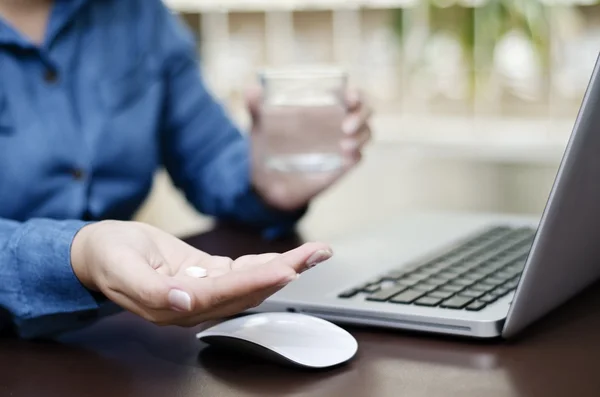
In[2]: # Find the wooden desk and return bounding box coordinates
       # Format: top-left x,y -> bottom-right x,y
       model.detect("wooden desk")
1,224 -> 600,397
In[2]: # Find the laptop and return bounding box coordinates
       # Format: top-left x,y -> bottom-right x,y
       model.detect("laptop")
253,54 -> 600,339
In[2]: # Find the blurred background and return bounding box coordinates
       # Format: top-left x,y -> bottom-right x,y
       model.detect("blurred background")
136,0 -> 600,239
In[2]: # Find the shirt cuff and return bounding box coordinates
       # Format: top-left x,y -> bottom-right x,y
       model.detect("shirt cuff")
13,219 -> 106,337
246,186 -> 308,240
233,161 -> 308,239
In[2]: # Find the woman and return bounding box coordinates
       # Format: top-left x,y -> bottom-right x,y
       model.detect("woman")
0,0 -> 371,338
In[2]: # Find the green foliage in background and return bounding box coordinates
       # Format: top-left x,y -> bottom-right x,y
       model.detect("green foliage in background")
391,0 -> 552,97
476,0 -> 550,66
392,0 -> 550,60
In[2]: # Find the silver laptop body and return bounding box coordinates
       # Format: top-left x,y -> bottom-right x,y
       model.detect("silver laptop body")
254,54 -> 600,339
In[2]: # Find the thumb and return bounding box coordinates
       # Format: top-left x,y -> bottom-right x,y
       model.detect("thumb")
245,84 -> 263,129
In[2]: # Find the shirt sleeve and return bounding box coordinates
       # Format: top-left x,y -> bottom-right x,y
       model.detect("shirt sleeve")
0,218 -> 117,339
155,3 -> 306,239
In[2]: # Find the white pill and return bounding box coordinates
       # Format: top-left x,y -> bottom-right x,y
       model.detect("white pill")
186,266 -> 208,278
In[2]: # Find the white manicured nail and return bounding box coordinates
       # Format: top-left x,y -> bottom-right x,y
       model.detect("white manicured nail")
306,250 -> 333,268
168,289 -> 192,312
347,91 -> 360,106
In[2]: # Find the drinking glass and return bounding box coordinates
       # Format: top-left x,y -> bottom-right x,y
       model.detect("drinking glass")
255,66 -> 347,174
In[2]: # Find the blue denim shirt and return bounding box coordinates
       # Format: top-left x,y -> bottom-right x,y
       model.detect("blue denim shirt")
0,0 -> 303,338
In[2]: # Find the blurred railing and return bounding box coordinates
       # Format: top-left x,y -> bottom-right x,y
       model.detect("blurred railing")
165,0 -> 600,163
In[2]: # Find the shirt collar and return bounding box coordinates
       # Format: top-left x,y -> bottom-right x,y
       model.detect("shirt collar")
45,0 -> 90,47
0,0 -> 91,48
0,18 -> 25,47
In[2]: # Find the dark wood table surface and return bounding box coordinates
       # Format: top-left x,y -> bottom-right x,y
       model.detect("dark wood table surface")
1,224 -> 600,397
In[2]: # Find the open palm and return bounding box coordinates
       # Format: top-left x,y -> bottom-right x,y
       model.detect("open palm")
71,221 -> 333,327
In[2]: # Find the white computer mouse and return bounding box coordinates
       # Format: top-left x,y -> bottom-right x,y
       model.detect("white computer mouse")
196,312 -> 358,369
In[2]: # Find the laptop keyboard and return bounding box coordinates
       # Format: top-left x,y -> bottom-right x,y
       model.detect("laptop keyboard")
337,226 -> 536,312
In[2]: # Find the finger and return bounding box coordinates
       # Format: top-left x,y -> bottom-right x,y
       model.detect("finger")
341,126 -> 372,154
179,285 -> 286,328
270,242 -> 333,273
245,85 -> 263,128
111,244 -> 331,328
342,150 -> 363,172
342,105 -> 373,136
345,90 -> 362,112
198,243 -> 332,308
128,280 -> 276,328
104,288 -> 170,325
231,253 -> 281,270
124,263 -> 303,328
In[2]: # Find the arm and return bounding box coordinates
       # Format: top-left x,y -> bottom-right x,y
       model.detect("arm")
0,218 -> 115,339
156,5 -> 306,238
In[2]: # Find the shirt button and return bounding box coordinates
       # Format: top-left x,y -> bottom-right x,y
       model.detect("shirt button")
71,168 -> 85,180
43,68 -> 59,84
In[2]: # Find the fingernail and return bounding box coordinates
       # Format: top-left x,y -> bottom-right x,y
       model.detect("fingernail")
342,118 -> 359,135
347,91 -> 360,107
168,289 -> 192,312
306,250 -> 333,268
341,139 -> 359,152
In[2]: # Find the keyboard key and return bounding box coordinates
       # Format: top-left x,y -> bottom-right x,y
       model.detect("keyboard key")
483,276 -> 506,286
366,285 -> 408,302
446,265 -> 471,274
507,261 -> 526,272
494,273 -> 514,282
496,269 -> 521,279
477,267 -> 498,277
420,266 -> 443,276
440,284 -> 465,293
381,271 -> 407,281
462,261 -> 483,271
470,282 -> 495,293
423,262 -> 451,272
338,289 -> 359,299
466,301 -> 488,311
375,280 -> 397,290
415,297 -> 443,307
413,283 -> 438,292
440,296 -> 475,309
406,272 -> 431,282
396,277 -> 422,287
479,294 -> 499,304
423,277 -> 449,286
505,278 -> 520,289
449,278 -> 475,287
480,262 -> 507,273
436,271 -> 457,281
361,284 -> 382,293
504,265 -> 523,275
462,272 -> 486,282
428,290 -> 455,299
489,289 -> 505,298
390,289 -> 427,304
491,286 -> 513,298
459,289 -> 486,299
